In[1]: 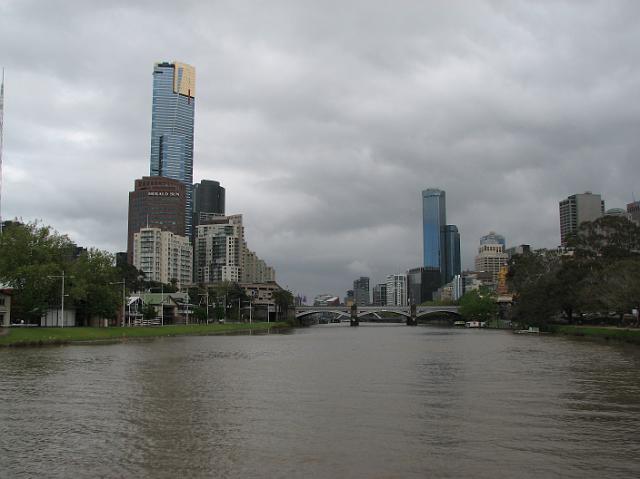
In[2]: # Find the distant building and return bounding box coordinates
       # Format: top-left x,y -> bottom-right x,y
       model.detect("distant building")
353,277 -> 370,306
194,214 -> 274,285
133,227 -> 193,288
605,208 -> 631,220
422,188 -> 461,285
241,282 -> 283,308
474,233 -> 509,289
407,266 -> 441,304
386,274 -> 407,306
150,61 -> 196,235
193,180 -> 225,234
127,176 -> 186,263
480,231 -> 506,247
372,283 -> 387,306
627,200 -> 640,225
559,192 -> 605,245
505,244 -> 531,259
451,275 -> 464,301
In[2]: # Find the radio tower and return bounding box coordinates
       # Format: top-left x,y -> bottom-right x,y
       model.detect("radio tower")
0,68 -> 4,234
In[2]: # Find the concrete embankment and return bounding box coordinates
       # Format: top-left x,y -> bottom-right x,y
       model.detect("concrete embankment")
0,322 -> 292,347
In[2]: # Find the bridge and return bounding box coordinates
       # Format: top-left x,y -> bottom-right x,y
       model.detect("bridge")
295,305 -> 461,326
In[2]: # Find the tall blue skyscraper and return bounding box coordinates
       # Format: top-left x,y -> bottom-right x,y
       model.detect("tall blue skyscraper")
422,189 -> 447,272
150,61 -> 196,235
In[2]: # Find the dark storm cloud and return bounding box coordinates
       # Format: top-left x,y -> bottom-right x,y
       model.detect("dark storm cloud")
2,0 -> 640,299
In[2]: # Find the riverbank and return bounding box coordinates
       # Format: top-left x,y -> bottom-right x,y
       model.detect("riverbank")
551,325 -> 640,345
0,322 -> 292,347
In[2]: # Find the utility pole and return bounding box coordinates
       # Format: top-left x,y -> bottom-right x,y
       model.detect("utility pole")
48,271 -> 73,327
0,68 -> 5,235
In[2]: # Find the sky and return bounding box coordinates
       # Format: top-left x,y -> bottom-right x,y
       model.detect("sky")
1,0 -> 639,301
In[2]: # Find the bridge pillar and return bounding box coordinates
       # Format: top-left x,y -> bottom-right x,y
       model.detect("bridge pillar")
350,303 -> 359,327
406,303 -> 417,326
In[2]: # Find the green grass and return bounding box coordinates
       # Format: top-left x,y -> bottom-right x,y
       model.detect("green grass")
0,322 -> 291,347
551,325 -> 640,345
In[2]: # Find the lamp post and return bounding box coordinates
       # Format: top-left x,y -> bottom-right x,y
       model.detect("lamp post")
48,271 -> 73,328
110,279 -> 126,327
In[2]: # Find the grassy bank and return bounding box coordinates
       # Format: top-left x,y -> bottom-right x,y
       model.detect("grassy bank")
0,322 -> 291,347
551,325 -> 640,345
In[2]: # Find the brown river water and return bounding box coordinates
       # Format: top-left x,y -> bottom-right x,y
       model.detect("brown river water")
1,324 -> 640,478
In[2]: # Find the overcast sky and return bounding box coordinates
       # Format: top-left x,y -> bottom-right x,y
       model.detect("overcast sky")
1,0 -> 639,300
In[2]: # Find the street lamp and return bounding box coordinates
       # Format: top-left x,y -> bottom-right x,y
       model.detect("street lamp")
110,279 -> 126,327
48,271 -> 73,328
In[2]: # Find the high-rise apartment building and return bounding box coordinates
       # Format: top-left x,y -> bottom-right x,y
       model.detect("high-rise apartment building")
474,233 -> 509,289
559,192 -> 605,245
386,274 -> 408,307
127,176 -> 186,263
407,266 -> 442,304
150,61 -> 196,235
194,214 -> 275,285
353,277 -> 370,306
133,227 -> 192,288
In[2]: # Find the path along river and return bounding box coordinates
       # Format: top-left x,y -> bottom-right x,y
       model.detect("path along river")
1,324 -> 640,478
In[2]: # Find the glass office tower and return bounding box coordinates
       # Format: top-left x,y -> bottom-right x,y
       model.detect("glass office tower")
422,189 -> 447,272
150,61 -> 196,235
443,224 -> 461,283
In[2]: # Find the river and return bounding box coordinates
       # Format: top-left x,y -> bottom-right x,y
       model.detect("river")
1,324 -> 640,478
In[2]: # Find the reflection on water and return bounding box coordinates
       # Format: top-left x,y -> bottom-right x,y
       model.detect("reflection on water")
1,325 -> 640,478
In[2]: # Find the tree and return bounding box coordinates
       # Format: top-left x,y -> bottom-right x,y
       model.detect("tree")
272,289 -> 294,322
142,303 -> 157,322
458,288 -> 498,323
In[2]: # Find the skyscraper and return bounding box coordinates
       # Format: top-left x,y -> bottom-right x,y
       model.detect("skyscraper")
353,277 -> 370,306
443,225 -> 461,283
559,192 -> 604,245
422,189 -> 446,271
150,61 -> 196,235
193,179 -> 225,233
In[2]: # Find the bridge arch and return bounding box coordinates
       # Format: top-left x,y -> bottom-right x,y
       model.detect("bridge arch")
357,309 -> 411,319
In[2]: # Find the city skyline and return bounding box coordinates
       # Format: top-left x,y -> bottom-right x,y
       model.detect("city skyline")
1,2 -> 640,300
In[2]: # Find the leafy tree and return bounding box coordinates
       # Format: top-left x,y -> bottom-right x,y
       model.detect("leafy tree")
142,303 -> 157,322
70,249 -> 121,323
272,289 -> 294,322
458,288 -> 498,322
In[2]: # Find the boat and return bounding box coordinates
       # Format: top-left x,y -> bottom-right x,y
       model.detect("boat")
514,326 -> 540,334
465,321 -> 486,328
453,320 -> 466,327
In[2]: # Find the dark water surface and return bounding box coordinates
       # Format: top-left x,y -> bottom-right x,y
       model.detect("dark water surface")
2,324 -> 640,478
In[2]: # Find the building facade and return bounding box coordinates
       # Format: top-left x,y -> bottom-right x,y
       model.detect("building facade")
193,179 -> 225,234
627,201 -> 640,225
353,277 -> 370,306
127,176 -> 186,263
559,192 -> 605,245
386,274 -> 408,307
150,61 -> 196,235
407,266 -> 442,304
443,225 -> 461,283
133,227 -> 193,288
422,188 -> 446,271
474,233 -> 509,289
0,288 -> 11,327
372,283 -> 387,306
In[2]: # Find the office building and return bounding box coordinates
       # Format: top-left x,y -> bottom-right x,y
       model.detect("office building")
443,225 -> 461,283
353,277 -> 370,306
127,176 -> 186,262
422,189 -> 446,271
407,266 -> 442,304
133,227 -> 192,288
193,180 -> 225,233
506,244 -> 531,259
386,274 -> 408,306
150,61 -> 196,235
474,233 -> 509,289
480,231 -> 506,247
559,192 -> 605,245
372,284 -> 387,306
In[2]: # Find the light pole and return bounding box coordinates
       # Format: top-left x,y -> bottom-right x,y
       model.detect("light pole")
48,271 -> 73,327
160,283 -> 164,326
110,279 -> 126,327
